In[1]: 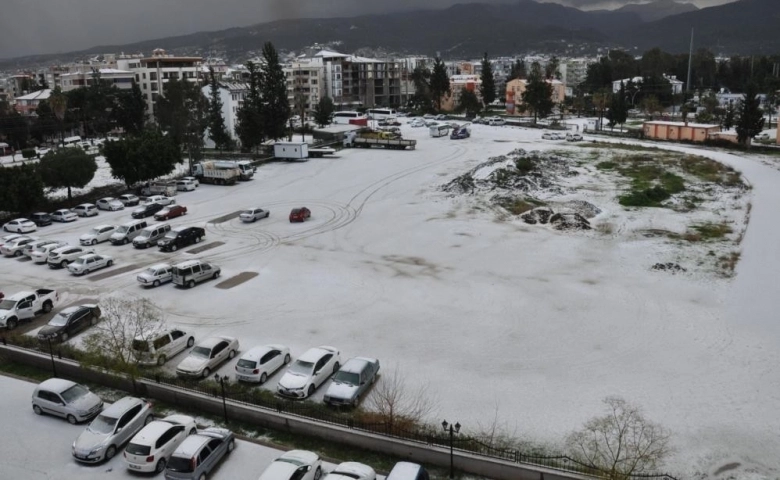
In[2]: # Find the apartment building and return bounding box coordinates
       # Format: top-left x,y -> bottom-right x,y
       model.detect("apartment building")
14,89 -> 51,115
284,61 -> 325,113
60,69 -> 135,92
441,75 -> 482,111
505,78 -> 565,115
201,81 -> 249,144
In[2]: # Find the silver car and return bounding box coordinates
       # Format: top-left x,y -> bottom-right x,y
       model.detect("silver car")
31,378 -> 103,424
72,396 -> 154,463
239,208 -> 270,223
176,336 -> 239,378
164,427 -> 235,480
323,357 -> 380,407
137,263 -> 174,288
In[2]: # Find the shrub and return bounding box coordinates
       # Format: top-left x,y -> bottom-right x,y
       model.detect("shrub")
619,186 -> 671,207
515,157 -> 536,175
596,161 -> 617,170
22,148 -> 36,159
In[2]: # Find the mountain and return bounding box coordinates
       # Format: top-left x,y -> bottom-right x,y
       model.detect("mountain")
613,0 -> 699,22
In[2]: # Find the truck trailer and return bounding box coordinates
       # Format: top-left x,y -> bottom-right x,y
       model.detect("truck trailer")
343,131 -> 417,150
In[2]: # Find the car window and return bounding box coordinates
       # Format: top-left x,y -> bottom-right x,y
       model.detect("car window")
206,439 -> 222,452
291,466 -> 311,480
156,426 -> 181,448
171,330 -> 184,340
153,335 -> 171,349
212,342 -> 227,356
201,264 -> 211,272
197,445 -> 212,464
117,404 -> 142,429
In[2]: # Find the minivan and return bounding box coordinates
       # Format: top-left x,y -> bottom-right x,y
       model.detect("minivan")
172,260 -> 221,288
110,220 -> 148,245
132,328 -> 195,366
72,203 -> 99,217
133,223 -> 171,249
386,462 -> 430,480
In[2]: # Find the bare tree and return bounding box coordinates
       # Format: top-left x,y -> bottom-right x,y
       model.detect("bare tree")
566,396 -> 673,478
365,365 -> 437,433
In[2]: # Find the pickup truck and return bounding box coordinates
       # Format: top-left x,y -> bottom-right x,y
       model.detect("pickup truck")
0,289 -> 59,330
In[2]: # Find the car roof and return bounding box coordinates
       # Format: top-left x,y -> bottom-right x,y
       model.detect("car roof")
331,462 -> 375,477
174,259 -> 202,269
38,378 -> 77,393
77,203 -> 95,207
174,428 -> 229,457
299,346 -> 337,362
101,396 -> 142,417
92,224 -> 116,229
280,449 -> 319,464
388,462 -> 424,477
76,253 -> 100,259
52,245 -> 77,253
147,263 -> 172,270
131,420 -> 177,446
197,336 -> 234,348
340,357 -> 377,374
58,306 -> 84,315
241,345 -> 275,361
54,209 -> 72,214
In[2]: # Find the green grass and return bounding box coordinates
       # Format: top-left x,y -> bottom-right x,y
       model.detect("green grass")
690,222 -> 733,241
495,197 -> 541,214
596,161 -> 617,170
680,155 -> 745,187
515,157 -> 536,175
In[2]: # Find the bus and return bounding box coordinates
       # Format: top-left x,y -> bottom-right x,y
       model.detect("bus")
331,111 -> 368,125
367,108 -> 398,120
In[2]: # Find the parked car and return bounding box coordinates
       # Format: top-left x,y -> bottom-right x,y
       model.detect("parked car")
37,304 -> 101,342
119,194 -> 141,207
67,253 -> 114,276
31,378 -> 103,424
158,226 -> 204,252
72,396 -> 154,464
132,202 -> 165,219
277,346 -> 341,399
47,245 -> 94,268
80,225 -> 118,246
289,207 -> 311,223
257,450 -> 323,480
164,427 -> 235,480
323,357 -> 380,407
542,132 -> 555,140
386,462 -> 430,480
0,288 -> 59,329
566,133 -> 584,142
0,233 -> 24,247
235,345 -> 291,384
51,209 -> 78,222
132,328 -> 195,366
1,236 -> 38,257
435,114 -> 447,120
154,205 -> 187,221
110,220 -> 148,244
137,263 -> 174,288
30,212 -> 52,227
176,336 -> 239,378
175,179 -> 197,192
30,242 -> 69,263
239,208 -> 270,223
3,218 -> 37,233
23,239 -> 64,259
133,223 -> 171,248
324,462 -> 376,480
96,197 -> 125,211
181,176 -> 199,187
487,117 -> 506,126
409,119 -> 426,128
171,260 -> 221,288
124,415 -> 197,474
145,195 -> 176,206
72,203 -> 99,217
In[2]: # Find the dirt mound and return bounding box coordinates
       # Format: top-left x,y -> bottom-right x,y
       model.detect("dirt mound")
651,262 -> 687,273
559,200 -> 602,219
549,212 -> 591,230
521,207 -> 554,225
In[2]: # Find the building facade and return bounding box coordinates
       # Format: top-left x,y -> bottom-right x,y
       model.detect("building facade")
284,61 -> 325,114
14,89 -> 51,115
441,75 -> 482,111
643,121 -> 720,142
60,69 -> 135,92
201,81 -> 249,145
504,78 -> 565,114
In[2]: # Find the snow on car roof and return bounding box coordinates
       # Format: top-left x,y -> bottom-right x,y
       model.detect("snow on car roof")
388,462 -> 425,477
198,336 -> 234,348
279,449 -> 319,464
38,378 -> 76,393
331,462 -> 375,478
340,357 -> 377,373
131,421 -> 175,446
241,345 -> 273,361
161,414 -> 194,426
299,346 -> 337,362
173,434 -> 210,457
101,396 -> 141,416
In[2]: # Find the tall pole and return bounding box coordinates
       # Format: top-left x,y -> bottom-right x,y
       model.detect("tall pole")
47,338 -> 57,377
686,28 -> 694,96
449,425 -> 454,479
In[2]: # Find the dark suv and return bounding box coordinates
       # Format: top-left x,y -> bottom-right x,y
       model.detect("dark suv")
158,226 -> 205,252
131,202 -> 164,219
30,212 -> 52,227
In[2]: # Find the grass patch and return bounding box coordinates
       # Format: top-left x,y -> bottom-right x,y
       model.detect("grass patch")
596,161 -> 617,170
494,196 -> 543,215
619,186 -> 672,207
690,222 -> 733,241
718,251 -> 741,276
514,157 -> 536,175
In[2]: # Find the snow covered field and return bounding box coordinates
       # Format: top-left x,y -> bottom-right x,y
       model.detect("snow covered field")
2,122 -> 779,479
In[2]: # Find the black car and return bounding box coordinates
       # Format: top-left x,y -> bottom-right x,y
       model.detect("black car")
30,212 -> 52,227
158,226 -> 205,252
131,203 -> 164,219
37,305 -> 101,343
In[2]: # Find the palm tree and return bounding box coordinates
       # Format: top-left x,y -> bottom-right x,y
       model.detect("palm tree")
48,87 -> 68,146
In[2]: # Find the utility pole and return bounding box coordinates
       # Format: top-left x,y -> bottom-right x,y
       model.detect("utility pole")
686,28 -> 694,95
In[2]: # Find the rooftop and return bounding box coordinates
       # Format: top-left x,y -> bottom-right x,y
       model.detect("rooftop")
16,89 -> 51,101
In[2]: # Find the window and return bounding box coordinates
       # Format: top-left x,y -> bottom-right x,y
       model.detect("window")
153,335 -> 171,349
118,404 -> 142,429
197,446 -> 212,464
150,72 -> 157,81
206,439 -> 222,452
142,72 -> 146,79
171,330 -> 184,340
142,83 -> 147,90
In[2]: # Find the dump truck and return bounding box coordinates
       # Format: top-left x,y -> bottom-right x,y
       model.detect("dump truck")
206,160 -> 254,180
343,131 -> 417,150
192,161 -> 241,185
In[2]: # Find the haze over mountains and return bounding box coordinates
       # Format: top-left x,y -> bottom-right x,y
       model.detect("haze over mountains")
0,0 -> 772,68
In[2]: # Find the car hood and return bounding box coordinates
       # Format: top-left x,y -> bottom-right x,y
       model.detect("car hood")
70,391 -> 102,411
325,382 -> 359,400
74,428 -> 110,452
278,372 -> 309,390
38,324 -> 64,337
178,356 -> 208,372
137,272 -> 159,281
79,234 -> 96,241
0,308 -> 12,319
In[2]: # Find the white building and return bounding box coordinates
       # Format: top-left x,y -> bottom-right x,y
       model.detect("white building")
201,81 -> 249,144
59,69 -> 135,92
283,60 -> 325,113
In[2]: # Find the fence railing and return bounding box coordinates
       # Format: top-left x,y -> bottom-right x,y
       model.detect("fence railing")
0,335 -> 678,480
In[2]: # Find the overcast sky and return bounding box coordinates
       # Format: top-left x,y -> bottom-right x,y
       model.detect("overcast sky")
0,0 -> 737,59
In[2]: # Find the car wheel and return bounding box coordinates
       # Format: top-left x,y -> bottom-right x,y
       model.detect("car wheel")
157,355 -> 167,366
33,405 -> 42,415
228,349 -> 236,359
307,385 -> 315,398
6,318 -> 17,330
60,260 -> 68,268
144,415 -> 153,426
91,239 -> 97,246
187,280 -> 195,289
14,250 -> 21,257
227,439 -> 235,453
42,301 -> 53,313
213,271 -> 219,279
314,466 -> 322,480
105,445 -> 117,461
67,414 -> 77,425
153,280 -> 160,287
187,337 -> 195,348
284,354 -> 291,364
171,244 -> 177,251
107,260 -> 113,267
61,332 -> 69,342
123,238 -> 129,245
333,361 -> 340,373
155,458 -> 167,473
199,474 -> 207,480
83,269 -> 90,275
260,372 -> 267,384
202,367 -> 211,378
195,236 -> 201,243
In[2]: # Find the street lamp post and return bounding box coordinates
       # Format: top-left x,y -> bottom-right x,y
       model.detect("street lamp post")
214,374 -> 229,424
442,420 -> 461,479
46,337 -> 57,377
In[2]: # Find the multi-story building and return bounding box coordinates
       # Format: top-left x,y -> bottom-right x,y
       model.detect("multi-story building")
284,60 -> 325,114
14,89 -> 51,115
505,78 -> 566,115
200,81 -> 249,145
60,69 -> 135,92
441,75 -> 482,111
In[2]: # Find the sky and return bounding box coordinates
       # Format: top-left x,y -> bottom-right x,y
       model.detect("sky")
0,0 -> 738,59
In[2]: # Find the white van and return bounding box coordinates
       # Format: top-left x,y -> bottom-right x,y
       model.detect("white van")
110,220 -> 148,245
132,223 -> 171,249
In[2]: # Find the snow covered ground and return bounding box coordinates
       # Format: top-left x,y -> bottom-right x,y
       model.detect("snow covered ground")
2,122 -> 779,479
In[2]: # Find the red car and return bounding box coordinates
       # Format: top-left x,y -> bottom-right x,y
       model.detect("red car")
154,204 -> 188,221
289,207 -> 311,223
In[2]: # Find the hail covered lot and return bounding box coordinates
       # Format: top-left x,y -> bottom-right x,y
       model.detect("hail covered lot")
3,122 -> 780,479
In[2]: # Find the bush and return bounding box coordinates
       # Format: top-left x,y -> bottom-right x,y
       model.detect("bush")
22,148 -> 36,159
619,186 -> 671,207
515,157 -> 536,175
596,161 -> 617,170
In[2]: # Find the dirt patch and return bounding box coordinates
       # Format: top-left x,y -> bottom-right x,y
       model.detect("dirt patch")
651,263 -> 687,274
88,264 -> 143,282
215,271 -> 259,289
208,211 -> 241,224
186,241 -> 225,254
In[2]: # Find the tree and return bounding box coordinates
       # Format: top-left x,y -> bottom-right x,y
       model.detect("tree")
736,82 -> 765,148
593,90 -> 610,129
39,147 -> 97,200
366,366 -> 436,434
763,89 -> 778,129
509,60 -> 526,80
455,87 -> 481,118
567,396 -> 672,477
235,61 -> 265,152
84,70 -> 116,138
545,56 -> 561,80
155,78 -> 208,170
313,96 -> 335,127
521,62 -> 554,122
722,101 -> 736,130
480,53 -> 496,109
640,95 -> 662,120
429,58 -> 451,112
409,64 -> 433,112
207,67 -> 233,152
607,82 -> 629,131
48,87 -> 68,145
113,82 -> 146,136
0,108 -> 30,153
0,163 -> 45,213
103,129 -> 181,188
260,42 -> 292,141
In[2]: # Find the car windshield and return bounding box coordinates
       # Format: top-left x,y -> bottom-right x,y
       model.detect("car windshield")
72,258 -> 86,265
60,384 -> 89,403
333,371 -> 360,386
0,300 -> 16,310
125,443 -> 151,456
236,359 -> 256,369
164,232 -> 177,239
131,339 -> 149,352
88,414 -> 118,435
89,228 -> 102,235
167,455 -> 194,473
191,346 -> 211,358
278,457 -> 306,467
48,312 -> 70,326
288,360 -> 314,375
116,226 -> 129,233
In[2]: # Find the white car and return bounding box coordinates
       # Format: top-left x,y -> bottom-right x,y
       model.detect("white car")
182,176 -> 199,187
96,197 -> 125,211
176,336 -> 240,379
51,209 -> 78,222
72,203 -> 99,217
145,195 -> 176,206
235,345 -> 291,383
118,194 -> 140,207
3,218 -> 37,233
72,396 -> 153,464
67,253 -> 114,276
277,346 -> 341,399
566,133 -> 584,142
175,179 -> 196,191
1,233 -> 24,247
23,239 -> 64,259
409,119 -> 426,128
30,242 -> 70,263
1,236 -> 38,257
324,462 -> 377,480
487,118 -> 506,126
80,225 -> 118,246
137,263 -> 173,288
239,208 -> 270,223
258,450 -> 323,480
47,245 -> 94,268
124,414 -> 197,473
